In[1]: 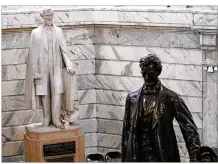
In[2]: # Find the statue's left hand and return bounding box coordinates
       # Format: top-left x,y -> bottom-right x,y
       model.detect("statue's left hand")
67,68 -> 75,76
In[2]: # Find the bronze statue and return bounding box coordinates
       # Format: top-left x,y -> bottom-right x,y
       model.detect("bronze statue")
121,54 -> 201,162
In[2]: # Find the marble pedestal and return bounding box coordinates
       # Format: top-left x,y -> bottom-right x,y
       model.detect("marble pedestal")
24,123 -> 84,162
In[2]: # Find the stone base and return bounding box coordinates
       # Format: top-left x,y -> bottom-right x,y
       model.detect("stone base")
24,123 -> 84,162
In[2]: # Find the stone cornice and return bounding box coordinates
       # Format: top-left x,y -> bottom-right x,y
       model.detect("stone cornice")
2,7 -> 218,33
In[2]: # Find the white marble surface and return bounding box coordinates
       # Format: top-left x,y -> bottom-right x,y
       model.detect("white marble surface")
194,13 -> 218,26
2,141 -> 24,157
2,6 -> 217,29
2,65 -> 26,81
2,96 -> 27,111
2,109 -> 42,127
96,61 -> 202,81
200,34 -> 217,47
2,126 -> 26,141
2,32 -> 30,49
97,133 -> 121,149
118,12 -> 192,26
95,45 -> 203,65
97,119 -> 122,135
67,45 -> 95,60
84,133 -> 98,147
95,29 -> 200,48
2,49 -> 28,65
79,104 -> 96,119
78,89 -> 96,104
2,80 -> 24,96
79,118 -> 97,133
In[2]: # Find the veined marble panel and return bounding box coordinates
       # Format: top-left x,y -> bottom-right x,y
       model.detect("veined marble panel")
97,147 -> 121,156
91,75 -> 203,97
79,118 -> 97,133
173,112 -> 203,129
2,32 -> 30,49
96,60 -> 202,81
74,60 -> 95,75
96,104 -> 125,121
2,109 -> 42,127
2,155 -> 24,162
63,28 -> 94,45
2,95 -> 27,111
194,13 -> 218,26
95,45 -> 202,65
2,141 -> 24,157
161,79 -> 202,97
84,133 -> 98,147
68,45 -> 95,60
79,104 -> 125,120
85,147 -> 97,156
202,129 -> 218,147
95,29 -> 200,48
95,90 -> 202,113
96,90 -> 127,106
79,104 -> 96,119
2,49 -> 28,65
203,114 -> 218,132
2,80 -> 24,96
178,142 -> 189,158
2,13 -> 41,28
79,89 -> 96,104
97,133 -> 121,149
78,75 -> 97,91
200,34 -> 217,47
2,64 -> 26,81
2,126 -> 25,141
118,12 -> 192,26
54,11 -> 93,23
97,119 -> 122,135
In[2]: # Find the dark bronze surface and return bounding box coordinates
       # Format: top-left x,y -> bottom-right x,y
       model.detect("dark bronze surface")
121,54 -> 201,162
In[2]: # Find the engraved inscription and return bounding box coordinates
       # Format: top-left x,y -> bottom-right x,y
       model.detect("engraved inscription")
43,141 -> 75,157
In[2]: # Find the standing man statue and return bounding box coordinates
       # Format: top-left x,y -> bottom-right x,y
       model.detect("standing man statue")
25,8 -> 78,129
121,54 -> 201,162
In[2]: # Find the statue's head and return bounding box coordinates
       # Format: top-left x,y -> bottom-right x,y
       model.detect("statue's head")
40,8 -> 54,25
139,54 -> 162,84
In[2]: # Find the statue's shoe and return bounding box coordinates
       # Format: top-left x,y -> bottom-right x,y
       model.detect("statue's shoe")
42,118 -> 51,127
55,124 -> 65,129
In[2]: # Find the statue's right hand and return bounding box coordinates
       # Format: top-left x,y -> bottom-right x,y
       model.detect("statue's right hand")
34,72 -> 42,83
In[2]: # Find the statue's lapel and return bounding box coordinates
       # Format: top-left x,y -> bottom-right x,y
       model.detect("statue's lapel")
42,26 -> 48,52
152,85 -> 165,129
131,88 -> 142,128
52,25 -> 57,53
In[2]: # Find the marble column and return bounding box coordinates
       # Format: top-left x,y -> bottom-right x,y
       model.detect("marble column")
201,33 -> 218,147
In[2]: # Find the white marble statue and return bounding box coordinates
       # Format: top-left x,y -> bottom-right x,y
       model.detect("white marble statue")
25,8 -> 78,129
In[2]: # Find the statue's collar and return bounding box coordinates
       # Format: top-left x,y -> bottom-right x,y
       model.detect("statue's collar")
142,80 -> 161,95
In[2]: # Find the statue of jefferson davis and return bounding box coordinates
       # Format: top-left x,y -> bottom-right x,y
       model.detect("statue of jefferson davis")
121,54 -> 201,162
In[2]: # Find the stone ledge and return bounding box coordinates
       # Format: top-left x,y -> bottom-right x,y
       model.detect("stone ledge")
2,7 -> 217,31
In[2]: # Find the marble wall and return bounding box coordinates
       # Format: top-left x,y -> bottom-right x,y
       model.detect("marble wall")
2,6 -> 218,162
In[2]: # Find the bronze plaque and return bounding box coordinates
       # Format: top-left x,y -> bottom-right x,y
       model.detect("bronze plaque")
46,156 -> 74,162
43,141 -> 75,157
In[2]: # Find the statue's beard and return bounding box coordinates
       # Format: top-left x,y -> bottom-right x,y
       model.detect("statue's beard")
144,78 -> 158,87
44,20 -> 53,25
